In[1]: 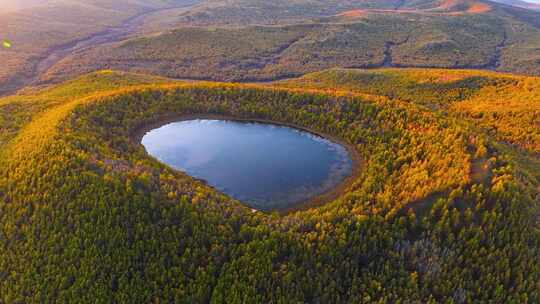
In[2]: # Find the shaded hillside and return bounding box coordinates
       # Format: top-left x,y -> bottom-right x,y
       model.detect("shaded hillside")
0,0 -> 201,95
0,69 -> 538,302
3,0 -> 540,94
41,5 -> 540,84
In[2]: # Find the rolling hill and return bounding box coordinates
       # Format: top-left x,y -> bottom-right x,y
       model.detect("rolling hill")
2,0 -> 540,95
0,68 -> 538,302
491,0 -> 540,10
1,0 -> 539,302
28,0 -> 540,87
0,0 -> 201,95
276,68 -> 540,154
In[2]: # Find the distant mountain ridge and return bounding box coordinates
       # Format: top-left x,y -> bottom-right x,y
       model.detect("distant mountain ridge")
489,0 -> 540,10
35,0 -> 540,84
171,0 -> 540,25
1,0 -> 540,93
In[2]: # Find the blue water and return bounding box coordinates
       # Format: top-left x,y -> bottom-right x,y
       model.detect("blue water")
141,119 -> 353,210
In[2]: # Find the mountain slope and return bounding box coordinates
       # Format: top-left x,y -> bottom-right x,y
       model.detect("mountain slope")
2,0 -> 540,93
277,68 -> 540,154
0,0 -> 201,95
170,0 -> 405,25
40,3 -> 540,83
490,0 -> 540,10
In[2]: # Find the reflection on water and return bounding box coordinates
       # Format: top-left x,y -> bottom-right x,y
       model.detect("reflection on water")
142,119 -> 353,210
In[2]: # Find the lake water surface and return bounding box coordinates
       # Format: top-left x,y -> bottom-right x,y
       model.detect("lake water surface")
141,119 -> 353,210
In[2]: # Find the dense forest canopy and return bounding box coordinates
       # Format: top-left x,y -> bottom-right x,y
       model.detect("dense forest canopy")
0,69 -> 538,302
1,0 -> 540,302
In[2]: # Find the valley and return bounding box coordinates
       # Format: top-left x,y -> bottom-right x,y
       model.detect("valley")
0,0 -> 202,95
30,5 -> 190,88
3,0 -> 540,95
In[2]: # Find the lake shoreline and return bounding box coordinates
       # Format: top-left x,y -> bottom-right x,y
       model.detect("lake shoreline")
131,113 -> 363,215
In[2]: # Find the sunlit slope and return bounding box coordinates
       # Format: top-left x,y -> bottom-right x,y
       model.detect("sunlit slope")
0,71 -> 171,150
276,68 -> 540,155
0,69 -> 538,302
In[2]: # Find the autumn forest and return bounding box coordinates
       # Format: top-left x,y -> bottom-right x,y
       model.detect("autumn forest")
1,0 -> 539,303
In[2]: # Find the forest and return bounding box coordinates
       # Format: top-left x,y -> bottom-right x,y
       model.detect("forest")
0,69 -> 538,302
4,0 -> 540,93
278,68 -> 540,154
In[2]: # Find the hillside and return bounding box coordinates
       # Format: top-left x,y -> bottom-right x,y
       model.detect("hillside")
0,68 -> 538,302
168,0 -> 404,25
491,0 -> 540,10
35,0 -> 540,85
277,68 -> 540,154
1,0 -> 540,302
0,0 -> 201,95
2,0 -> 540,95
